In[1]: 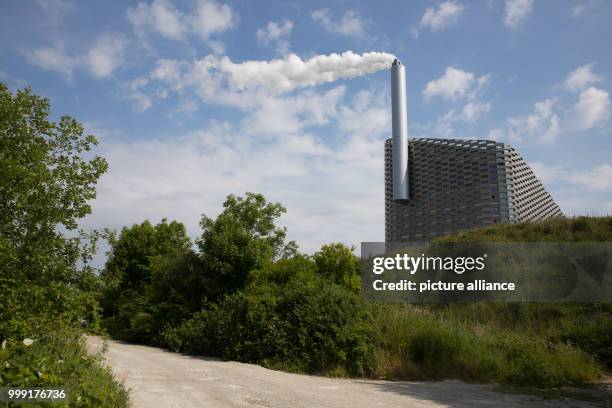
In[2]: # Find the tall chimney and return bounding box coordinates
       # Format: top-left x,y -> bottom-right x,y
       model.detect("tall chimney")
391,59 -> 409,201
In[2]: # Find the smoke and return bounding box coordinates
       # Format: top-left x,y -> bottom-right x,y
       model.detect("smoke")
214,51 -> 395,94
143,51 -> 395,109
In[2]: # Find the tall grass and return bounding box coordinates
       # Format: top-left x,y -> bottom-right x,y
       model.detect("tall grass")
436,216 -> 612,243
369,217 -> 612,387
370,303 -> 602,387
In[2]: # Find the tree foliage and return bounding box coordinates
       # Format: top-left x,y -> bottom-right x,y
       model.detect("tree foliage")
0,84 -> 107,336
102,219 -> 191,291
313,243 -> 361,292
0,84 -> 127,405
100,219 -> 192,342
197,192 -> 297,298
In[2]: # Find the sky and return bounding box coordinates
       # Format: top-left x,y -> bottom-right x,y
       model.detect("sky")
1,0 -> 611,264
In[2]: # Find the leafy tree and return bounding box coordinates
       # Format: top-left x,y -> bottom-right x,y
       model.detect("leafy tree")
0,84 -> 107,337
101,218 -> 191,341
102,219 -> 191,291
197,192 -> 297,298
0,84 -> 128,404
247,254 -> 317,287
313,243 -> 361,292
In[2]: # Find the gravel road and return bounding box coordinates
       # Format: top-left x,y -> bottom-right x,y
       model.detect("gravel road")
87,337 -> 604,408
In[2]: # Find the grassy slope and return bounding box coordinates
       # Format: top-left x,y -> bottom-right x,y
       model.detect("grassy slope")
373,217 -> 612,388
435,216 -> 612,243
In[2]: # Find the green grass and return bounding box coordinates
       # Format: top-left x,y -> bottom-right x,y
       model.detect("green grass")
370,303 -> 602,387
435,216 -> 612,243
369,217 -> 612,388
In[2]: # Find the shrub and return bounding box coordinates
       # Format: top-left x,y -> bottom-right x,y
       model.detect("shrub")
313,243 -> 361,292
166,266 -> 376,376
0,324 -> 128,407
558,318 -> 612,369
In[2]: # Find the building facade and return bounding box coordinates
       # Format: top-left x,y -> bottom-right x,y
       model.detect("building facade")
384,138 -> 563,242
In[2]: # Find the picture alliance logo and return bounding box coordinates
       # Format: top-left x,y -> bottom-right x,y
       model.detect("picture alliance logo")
372,253 -> 488,275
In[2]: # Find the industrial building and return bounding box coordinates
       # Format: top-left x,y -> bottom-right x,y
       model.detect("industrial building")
385,60 -> 562,242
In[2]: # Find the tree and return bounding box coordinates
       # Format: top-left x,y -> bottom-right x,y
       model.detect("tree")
198,192 -> 297,298
100,218 -> 191,341
0,84 -> 108,337
313,243 -> 361,292
103,219 -> 191,291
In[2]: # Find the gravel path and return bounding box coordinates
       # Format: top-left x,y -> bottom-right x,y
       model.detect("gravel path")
87,337 -> 604,408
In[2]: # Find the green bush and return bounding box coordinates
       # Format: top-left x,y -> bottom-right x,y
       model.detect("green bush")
313,243 -> 361,292
165,264 -> 376,376
500,335 -> 600,387
557,318 -> 612,369
0,325 -> 128,407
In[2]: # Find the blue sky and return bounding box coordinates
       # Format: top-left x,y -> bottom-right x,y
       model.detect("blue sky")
1,0 -> 611,260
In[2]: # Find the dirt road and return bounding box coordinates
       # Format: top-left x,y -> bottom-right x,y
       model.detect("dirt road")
87,337 -> 603,408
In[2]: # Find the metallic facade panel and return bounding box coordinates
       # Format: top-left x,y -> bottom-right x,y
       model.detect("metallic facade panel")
384,138 -> 563,242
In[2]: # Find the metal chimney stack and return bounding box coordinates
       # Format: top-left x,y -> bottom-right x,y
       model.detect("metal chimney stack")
391,59 -> 409,201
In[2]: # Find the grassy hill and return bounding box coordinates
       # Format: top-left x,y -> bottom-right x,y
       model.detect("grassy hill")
372,217 -> 612,388
436,216 -> 612,242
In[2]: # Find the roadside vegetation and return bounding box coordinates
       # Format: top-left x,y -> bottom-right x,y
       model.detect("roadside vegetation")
0,84 -> 129,407
100,192 -> 612,389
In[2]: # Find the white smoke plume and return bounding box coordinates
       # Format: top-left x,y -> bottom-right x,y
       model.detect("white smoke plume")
140,51 -> 396,110
148,51 -> 395,98
217,51 -> 396,93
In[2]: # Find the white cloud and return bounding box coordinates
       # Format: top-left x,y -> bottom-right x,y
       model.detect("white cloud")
150,59 -> 185,87
84,88 -> 391,256
243,86 -> 346,137
567,87 -> 611,131
430,101 -> 492,137
27,33 -> 127,80
572,4 -> 587,17
127,0 -> 186,42
422,67 -> 491,135
568,164 -> 612,191
338,89 -> 389,137
528,161 -> 612,215
503,0 -> 534,29
506,98 -> 560,143
35,0 -> 74,22
571,1 -> 597,17
86,33 -> 127,78
124,77 -> 152,113
191,0 -> 235,41
311,8 -> 368,39
256,19 -> 293,55
532,162 -> 612,191
207,40 -> 226,55
423,67 -> 488,101
562,63 -> 603,92
25,43 -> 80,80
494,85 -> 610,144
419,1 -> 464,31
461,101 -> 492,123
127,0 -> 234,48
